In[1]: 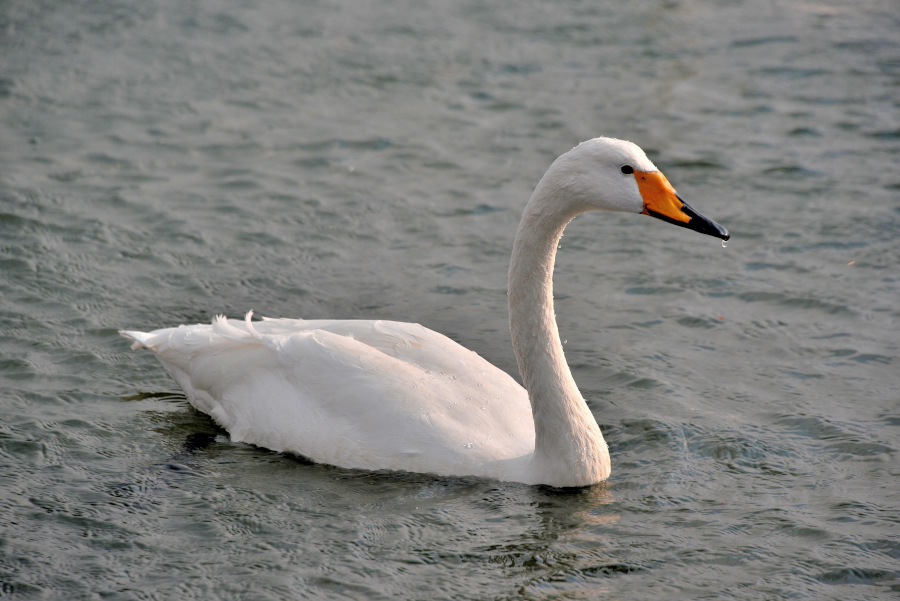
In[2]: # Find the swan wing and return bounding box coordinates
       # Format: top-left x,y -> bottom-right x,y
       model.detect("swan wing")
122,317 -> 534,478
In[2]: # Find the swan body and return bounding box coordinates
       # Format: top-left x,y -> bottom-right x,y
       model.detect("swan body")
122,137 -> 728,487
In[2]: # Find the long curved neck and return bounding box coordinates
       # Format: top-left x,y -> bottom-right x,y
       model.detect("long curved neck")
508,185 -> 610,487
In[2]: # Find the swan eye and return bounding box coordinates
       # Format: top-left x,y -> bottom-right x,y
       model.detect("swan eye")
620,165 -> 634,175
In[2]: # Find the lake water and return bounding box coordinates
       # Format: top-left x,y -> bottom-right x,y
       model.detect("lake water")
1,0 -> 898,599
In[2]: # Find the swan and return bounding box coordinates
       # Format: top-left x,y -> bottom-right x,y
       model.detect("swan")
121,137 -> 728,487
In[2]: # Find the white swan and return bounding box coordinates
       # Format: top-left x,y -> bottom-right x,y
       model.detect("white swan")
122,137 -> 728,487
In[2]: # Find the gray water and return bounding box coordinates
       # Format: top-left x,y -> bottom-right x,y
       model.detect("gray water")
1,0 -> 898,599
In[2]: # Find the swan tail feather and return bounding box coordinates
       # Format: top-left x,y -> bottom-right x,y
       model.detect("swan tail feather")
119,330 -> 154,350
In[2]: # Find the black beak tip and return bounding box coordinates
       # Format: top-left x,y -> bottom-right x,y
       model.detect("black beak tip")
678,197 -> 729,241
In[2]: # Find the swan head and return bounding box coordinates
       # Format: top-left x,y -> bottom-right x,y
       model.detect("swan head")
539,137 -> 729,240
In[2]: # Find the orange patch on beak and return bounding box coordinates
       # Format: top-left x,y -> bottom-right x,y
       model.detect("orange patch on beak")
636,170 -> 690,224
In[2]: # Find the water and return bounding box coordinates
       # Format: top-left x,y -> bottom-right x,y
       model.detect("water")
1,0 -> 898,599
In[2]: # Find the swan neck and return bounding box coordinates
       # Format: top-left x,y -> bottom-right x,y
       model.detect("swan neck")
508,194 -> 575,404
508,186 -> 610,486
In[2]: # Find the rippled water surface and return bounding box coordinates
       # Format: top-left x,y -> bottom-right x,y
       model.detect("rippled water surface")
2,0 -> 899,599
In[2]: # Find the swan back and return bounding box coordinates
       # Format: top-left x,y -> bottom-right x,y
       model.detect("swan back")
124,317 -> 537,480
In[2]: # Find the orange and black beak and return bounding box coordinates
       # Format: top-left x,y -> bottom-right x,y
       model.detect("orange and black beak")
635,170 -> 729,241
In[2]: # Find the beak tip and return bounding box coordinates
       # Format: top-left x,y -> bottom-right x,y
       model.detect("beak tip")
681,200 -> 729,241
703,222 -> 729,241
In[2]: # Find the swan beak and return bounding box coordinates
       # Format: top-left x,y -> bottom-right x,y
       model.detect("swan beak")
636,170 -> 730,241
